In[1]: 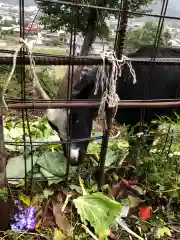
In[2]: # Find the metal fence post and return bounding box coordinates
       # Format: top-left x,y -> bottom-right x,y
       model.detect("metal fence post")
0,87 -> 11,231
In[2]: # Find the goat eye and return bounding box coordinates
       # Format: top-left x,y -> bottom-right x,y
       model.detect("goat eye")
72,113 -> 78,122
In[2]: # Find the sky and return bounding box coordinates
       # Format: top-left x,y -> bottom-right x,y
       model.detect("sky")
1,0 -> 179,12
1,0 -> 180,24
1,0 -> 35,6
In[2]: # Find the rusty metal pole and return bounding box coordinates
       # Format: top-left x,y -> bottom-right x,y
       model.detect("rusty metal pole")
115,0 -> 129,59
0,87 -> 11,231
97,0 -> 129,191
0,89 -> 6,189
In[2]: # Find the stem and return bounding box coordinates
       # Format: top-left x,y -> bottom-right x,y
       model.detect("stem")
81,224 -> 98,240
61,194 -> 72,213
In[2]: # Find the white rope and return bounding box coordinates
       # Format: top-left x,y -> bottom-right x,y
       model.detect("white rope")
94,50 -> 137,120
2,37 -> 38,111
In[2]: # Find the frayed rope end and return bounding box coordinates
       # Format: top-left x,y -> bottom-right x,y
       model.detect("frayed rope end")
94,51 -> 137,122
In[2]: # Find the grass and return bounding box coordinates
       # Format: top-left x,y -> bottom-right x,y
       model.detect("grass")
33,48 -> 67,55
53,66 -> 67,82
1,64 -> 68,107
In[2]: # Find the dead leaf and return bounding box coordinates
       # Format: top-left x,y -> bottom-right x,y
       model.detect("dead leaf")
35,219 -> 42,229
131,185 -> 145,195
52,200 -> 71,234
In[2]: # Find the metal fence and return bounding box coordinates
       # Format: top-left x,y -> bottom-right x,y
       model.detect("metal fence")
0,0 -> 180,225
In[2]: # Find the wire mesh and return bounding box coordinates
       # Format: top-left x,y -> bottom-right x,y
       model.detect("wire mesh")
0,0 -> 179,227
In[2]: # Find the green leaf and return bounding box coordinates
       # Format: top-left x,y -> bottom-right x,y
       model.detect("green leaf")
155,226 -> 171,239
37,151 -> 77,181
105,149 -> 118,167
69,184 -> 83,194
8,127 -> 23,139
37,151 -> 68,177
40,168 -> 64,186
4,127 -> 21,152
6,155 -> 38,184
73,192 -> 121,238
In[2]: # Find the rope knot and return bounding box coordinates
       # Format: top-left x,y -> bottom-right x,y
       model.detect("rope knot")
94,50 -> 137,121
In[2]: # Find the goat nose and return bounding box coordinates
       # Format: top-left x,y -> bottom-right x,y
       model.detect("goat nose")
70,147 -> 80,162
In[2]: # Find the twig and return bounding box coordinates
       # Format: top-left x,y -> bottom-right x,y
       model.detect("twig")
42,199 -> 51,225
81,224 -> 98,240
61,194 -> 72,213
167,196 -> 172,210
110,131 -> 121,139
0,230 -> 48,239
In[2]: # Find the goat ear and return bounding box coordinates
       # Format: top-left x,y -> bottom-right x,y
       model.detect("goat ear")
47,108 -> 68,140
56,66 -> 86,99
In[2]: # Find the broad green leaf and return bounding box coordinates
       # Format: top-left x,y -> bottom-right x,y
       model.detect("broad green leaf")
155,226 -> 171,239
105,149 -> 118,167
40,168 -> 64,186
6,155 -> 38,184
4,127 -> 21,152
8,127 -> 23,139
73,192 -> 121,238
37,151 -> 77,183
37,151 -> 68,177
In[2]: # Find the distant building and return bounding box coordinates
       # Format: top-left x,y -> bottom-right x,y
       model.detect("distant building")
168,39 -> 180,47
1,15 -> 13,22
24,23 -> 40,32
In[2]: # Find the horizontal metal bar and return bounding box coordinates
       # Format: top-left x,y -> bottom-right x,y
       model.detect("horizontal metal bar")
0,55 -> 104,65
5,99 -> 180,103
5,99 -> 180,109
37,0 -> 180,22
129,58 -> 180,63
3,49 -> 180,64
1,54 -> 180,65
4,132 -> 180,146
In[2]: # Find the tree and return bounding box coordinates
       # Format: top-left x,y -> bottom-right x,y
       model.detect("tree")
125,21 -> 171,51
37,0 -> 153,56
